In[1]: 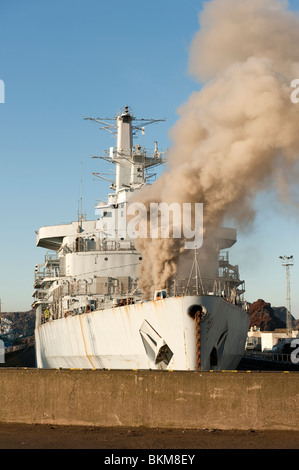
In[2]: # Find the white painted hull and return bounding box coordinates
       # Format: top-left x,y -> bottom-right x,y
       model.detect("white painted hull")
35,295 -> 250,371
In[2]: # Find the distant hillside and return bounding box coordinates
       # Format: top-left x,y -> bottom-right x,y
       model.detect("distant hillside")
1,310 -> 35,333
249,299 -> 298,331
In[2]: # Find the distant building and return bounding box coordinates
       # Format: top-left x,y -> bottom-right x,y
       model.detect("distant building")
246,326 -> 299,351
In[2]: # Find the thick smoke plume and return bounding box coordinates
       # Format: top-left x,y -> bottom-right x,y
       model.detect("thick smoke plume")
133,0 -> 299,298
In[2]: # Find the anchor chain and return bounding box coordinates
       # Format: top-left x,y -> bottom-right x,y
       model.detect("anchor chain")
195,309 -> 201,370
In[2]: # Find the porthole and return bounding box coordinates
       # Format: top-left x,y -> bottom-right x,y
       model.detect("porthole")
104,257 -> 108,261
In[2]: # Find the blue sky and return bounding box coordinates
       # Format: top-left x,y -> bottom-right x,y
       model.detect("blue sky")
1,0 -> 299,317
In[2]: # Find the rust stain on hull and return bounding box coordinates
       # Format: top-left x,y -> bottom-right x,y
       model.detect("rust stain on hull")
78,315 -> 96,369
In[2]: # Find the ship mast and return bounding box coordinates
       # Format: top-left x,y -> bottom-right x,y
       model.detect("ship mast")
186,246 -> 205,296
115,106 -> 133,192
84,105 -> 166,196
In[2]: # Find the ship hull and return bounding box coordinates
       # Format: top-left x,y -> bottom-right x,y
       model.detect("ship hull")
35,295 -> 250,371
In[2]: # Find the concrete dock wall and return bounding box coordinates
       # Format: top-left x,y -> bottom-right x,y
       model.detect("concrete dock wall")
0,369 -> 298,430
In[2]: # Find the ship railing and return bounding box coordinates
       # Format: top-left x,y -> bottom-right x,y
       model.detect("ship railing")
218,272 -> 239,281
218,251 -> 229,263
34,270 -> 60,286
33,290 -> 49,300
272,353 -> 292,363
63,239 -> 137,253
35,271 -> 58,280
167,277 -> 245,301
45,253 -> 59,266
245,351 -> 294,363
45,250 -> 59,261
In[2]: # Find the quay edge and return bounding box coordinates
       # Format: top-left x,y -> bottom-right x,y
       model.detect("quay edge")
0,368 -> 298,431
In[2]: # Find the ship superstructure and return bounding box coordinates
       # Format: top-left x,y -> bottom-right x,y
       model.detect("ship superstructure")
33,106 -> 250,371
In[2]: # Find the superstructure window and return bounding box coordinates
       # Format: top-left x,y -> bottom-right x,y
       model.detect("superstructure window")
103,211 -> 112,217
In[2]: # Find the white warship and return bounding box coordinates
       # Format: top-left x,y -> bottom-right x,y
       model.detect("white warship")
33,106 -> 250,370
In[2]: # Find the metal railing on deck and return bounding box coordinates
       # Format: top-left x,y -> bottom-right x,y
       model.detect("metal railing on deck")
34,270 -> 59,286
62,238 -> 136,253
245,351 -> 293,363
